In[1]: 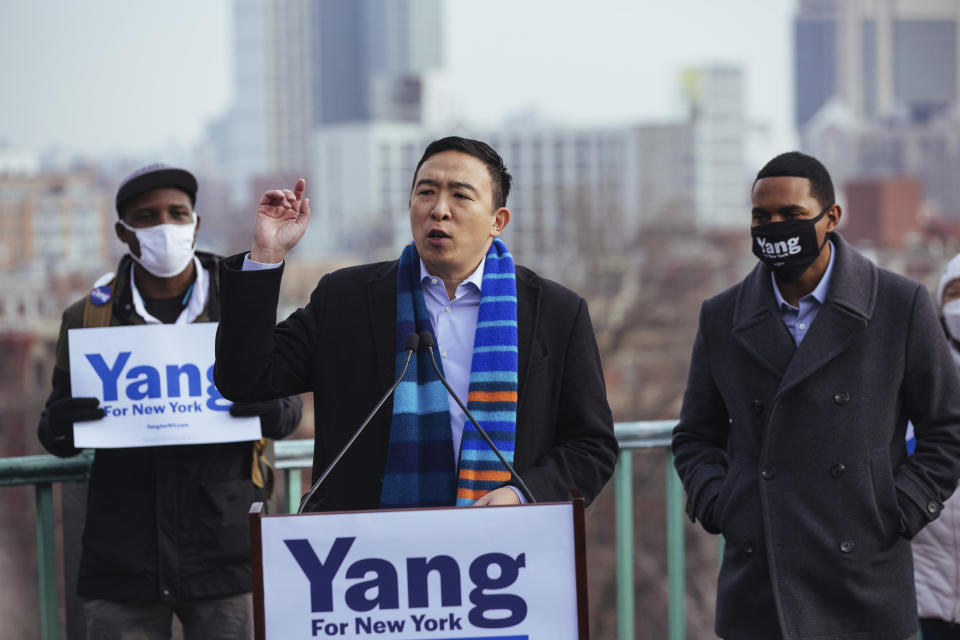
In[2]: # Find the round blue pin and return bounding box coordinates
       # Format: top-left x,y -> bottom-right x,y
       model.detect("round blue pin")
90,284 -> 113,306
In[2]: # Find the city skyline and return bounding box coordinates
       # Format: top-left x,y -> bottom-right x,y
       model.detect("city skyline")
0,0 -> 796,164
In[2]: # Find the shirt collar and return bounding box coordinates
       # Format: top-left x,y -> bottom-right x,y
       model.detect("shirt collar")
771,239 -> 836,309
419,257 -> 485,293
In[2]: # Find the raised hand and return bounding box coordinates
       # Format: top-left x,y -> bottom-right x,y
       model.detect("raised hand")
251,178 -> 311,263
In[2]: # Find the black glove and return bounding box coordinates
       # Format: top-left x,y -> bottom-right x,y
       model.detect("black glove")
230,399 -> 283,438
45,397 -> 106,447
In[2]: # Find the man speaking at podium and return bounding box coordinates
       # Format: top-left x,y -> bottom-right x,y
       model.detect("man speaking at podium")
215,137 -> 617,511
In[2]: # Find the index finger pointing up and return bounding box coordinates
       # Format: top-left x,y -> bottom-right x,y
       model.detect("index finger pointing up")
293,178 -> 306,199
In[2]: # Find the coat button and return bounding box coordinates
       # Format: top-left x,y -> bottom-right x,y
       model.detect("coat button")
830,463 -> 846,477
927,501 -> 939,514
834,391 -> 850,404
750,400 -> 764,415
760,467 -> 776,480
839,539 -> 854,553
742,541 -> 755,555
377,474 -> 384,485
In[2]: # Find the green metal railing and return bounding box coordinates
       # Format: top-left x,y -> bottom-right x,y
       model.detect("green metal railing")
0,423 -> 684,640
0,450 -> 94,640
613,421 -> 682,640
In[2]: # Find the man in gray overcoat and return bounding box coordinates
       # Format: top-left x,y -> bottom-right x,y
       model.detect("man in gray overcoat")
672,151 -> 960,640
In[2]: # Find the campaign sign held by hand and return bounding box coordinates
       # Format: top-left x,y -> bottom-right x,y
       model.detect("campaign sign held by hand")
68,322 -> 261,448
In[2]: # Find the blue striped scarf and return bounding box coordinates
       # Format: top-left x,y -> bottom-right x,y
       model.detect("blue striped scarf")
379,239 -> 518,507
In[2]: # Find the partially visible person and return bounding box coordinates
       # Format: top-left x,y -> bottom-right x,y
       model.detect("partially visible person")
37,164 -> 302,640
910,254 -> 960,640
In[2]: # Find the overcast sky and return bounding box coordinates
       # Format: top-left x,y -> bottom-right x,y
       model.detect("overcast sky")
0,0 -> 797,162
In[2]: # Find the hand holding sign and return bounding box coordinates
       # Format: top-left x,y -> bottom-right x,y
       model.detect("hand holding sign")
251,178 -> 310,264
230,399 -> 287,438
46,397 -> 105,448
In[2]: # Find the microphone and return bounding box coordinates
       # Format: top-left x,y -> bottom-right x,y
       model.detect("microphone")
298,332 -> 420,513
418,330 -> 536,503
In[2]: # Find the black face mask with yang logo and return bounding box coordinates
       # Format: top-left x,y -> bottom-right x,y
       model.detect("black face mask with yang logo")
751,205 -> 831,283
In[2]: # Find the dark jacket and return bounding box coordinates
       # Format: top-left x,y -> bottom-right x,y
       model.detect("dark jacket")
214,253 -> 618,510
672,234 -> 960,640
37,252 -> 302,602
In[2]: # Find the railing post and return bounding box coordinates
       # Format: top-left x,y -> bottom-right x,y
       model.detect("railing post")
35,482 -> 60,640
666,451 -> 685,640
615,448 -> 634,640
285,467 -> 303,514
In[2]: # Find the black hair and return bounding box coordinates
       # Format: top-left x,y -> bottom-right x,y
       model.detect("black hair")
754,151 -> 835,210
411,136 -> 512,209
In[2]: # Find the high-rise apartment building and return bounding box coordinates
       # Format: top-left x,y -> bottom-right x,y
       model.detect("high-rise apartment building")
682,66 -> 748,229
803,105 -> 960,218
796,0 -> 960,128
211,0 -> 443,206
305,67 -> 748,266
313,0 -> 443,125
796,1 -> 960,223
217,0 -> 312,203
0,170 -> 112,275
306,122 -> 643,273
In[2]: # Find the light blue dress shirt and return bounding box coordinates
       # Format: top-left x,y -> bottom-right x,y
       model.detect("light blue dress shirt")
418,259 -> 484,467
771,240 -> 836,345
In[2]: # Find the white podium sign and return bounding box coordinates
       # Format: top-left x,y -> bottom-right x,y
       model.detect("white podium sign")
68,323 -> 260,447
253,502 -> 586,639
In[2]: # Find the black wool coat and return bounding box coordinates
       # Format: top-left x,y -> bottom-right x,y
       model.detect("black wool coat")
214,254 -> 618,510
673,234 -> 960,640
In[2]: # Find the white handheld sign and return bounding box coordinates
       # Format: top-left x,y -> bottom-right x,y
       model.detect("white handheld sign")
68,322 -> 261,447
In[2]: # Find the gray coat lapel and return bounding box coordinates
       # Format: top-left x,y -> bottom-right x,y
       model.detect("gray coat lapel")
776,234 -> 876,398
368,261 -> 399,391
732,264 -> 797,379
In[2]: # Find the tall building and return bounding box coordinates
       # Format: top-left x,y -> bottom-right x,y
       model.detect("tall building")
0,170 -> 113,276
796,0 -> 960,222
306,122 -> 427,259
211,0 -> 443,207
214,0 -> 312,204
682,66 -> 748,229
305,66 -> 749,269
843,177 -> 923,248
795,0 -> 960,128
485,125 -> 638,273
803,105 -> 960,218
312,0 -> 443,125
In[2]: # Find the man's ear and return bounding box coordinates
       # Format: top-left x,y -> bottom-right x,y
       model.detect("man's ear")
115,219 -> 140,256
193,213 -> 201,245
826,204 -> 842,232
490,207 -> 510,237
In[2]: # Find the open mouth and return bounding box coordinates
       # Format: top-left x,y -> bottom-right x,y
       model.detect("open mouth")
427,229 -> 451,240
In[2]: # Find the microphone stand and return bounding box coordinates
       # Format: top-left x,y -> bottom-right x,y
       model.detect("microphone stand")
298,334 -> 419,513
420,330 -> 536,503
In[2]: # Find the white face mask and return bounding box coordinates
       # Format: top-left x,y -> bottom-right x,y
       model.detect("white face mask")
119,213 -> 197,278
944,299 -> 960,342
